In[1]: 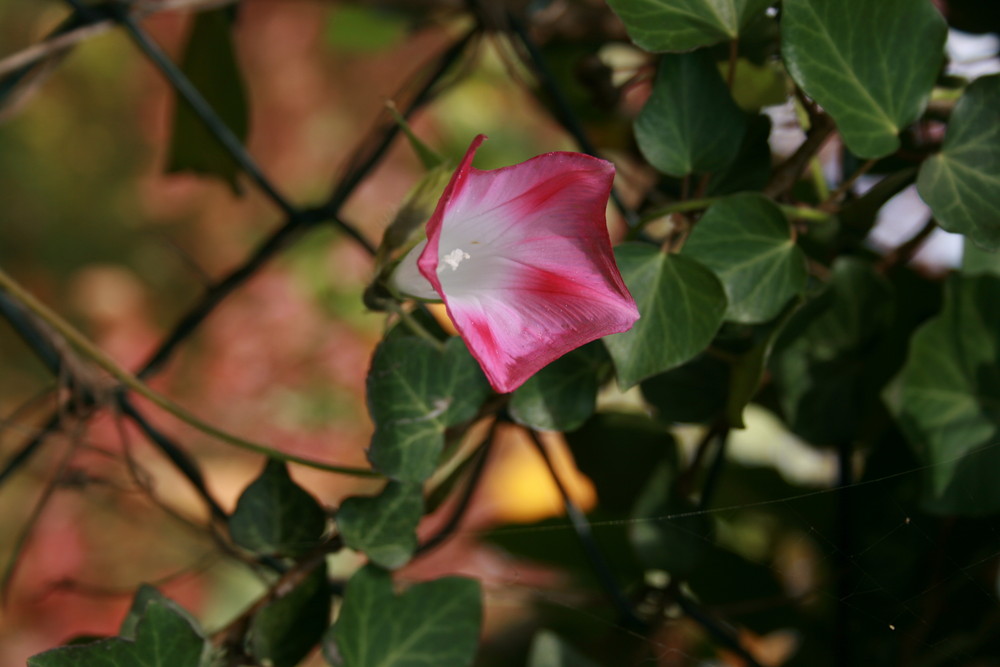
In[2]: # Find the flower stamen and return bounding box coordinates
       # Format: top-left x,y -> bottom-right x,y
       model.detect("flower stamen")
442,248 -> 471,271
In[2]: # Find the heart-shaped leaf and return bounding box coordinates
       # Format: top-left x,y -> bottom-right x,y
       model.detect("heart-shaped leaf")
781,0 -> 946,158
629,462 -> 713,576
367,336 -> 491,482
963,237 -> 1000,277
118,585 -> 200,641
641,354 -> 730,425
892,275 -> 1000,515
249,562 -> 331,667
635,51 -> 748,178
683,193 -> 808,323
917,75 -> 1000,250
770,258 -> 894,444
28,597 -> 210,667
605,245 -> 727,388
725,305 -> 798,428
705,113 -> 773,196
509,342 -> 607,432
325,565 -> 481,667
338,481 -> 424,569
228,460 -> 328,557
607,0 -> 772,52
566,413 -> 676,515
166,8 -> 249,191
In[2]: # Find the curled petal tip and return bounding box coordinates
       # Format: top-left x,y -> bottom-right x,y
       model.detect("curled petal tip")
394,135 -> 636,393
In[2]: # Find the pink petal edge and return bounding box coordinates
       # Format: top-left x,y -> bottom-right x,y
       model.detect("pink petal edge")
418,135 -> 639,393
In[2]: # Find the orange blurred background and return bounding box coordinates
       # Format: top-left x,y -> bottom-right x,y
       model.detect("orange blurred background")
0,1 -> 607,663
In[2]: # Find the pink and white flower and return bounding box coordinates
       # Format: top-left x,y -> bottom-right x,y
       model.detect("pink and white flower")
391,135 -> 639,393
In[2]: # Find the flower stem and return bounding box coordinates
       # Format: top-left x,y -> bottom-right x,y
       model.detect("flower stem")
632,198 -> 834,238
0,266 -> 381,478
390,303 -> 447,352
779,203 -> 836,223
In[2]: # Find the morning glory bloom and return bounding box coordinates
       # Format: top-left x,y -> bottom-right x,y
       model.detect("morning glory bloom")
391,135 -> 639,393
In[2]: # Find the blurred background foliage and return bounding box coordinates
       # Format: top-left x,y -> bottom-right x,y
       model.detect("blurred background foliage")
0,2 -> 624,663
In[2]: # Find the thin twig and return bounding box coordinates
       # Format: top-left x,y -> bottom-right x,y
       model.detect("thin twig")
698,426 -> 730,512
0,0 -> 237,80
416,421 -> 497,556
0,289 -> 91,488
0,386 -> 60,442
389,303 -> 446,351
820,158 -> 877,211
632,198 -> 834,239
0,266 -> 381,478
0,289 -> 63,376
1,422 -> 84,603
525,427 -> 646,631
764,113 -> 836,198
671,584 -> 765,667
119,396 -> 228,521
112,404 -> 214,537
876,218 -> 939,273
1,289 -> 221,522
212,550 -> 330,648
0,21 -> 109,79
0,413 -> 61,488
725,39 -> 739,89
318,28 -> 478,220
674,421 -> 728,501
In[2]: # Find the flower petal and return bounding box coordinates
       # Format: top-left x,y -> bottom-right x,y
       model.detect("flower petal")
414,135 -> 639,393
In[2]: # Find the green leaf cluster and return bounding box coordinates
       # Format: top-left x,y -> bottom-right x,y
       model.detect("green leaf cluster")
20,0 -> 1000,664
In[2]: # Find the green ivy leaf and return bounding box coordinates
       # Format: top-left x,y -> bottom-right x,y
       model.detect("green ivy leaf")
605,245 -> 727,388
566,413 -> 676,515
683,193 -> 808,324
725,59 -> 787,112
166,9 -> 249,192
509,343 -> 607,432
28,598 -> 210,667
705,113 -> 773,196
892,275 -> 1000,515
917,75 -> 1000,250
338,481 -> 424,569
781,0 -> 946,159
629,462 -> 713,577
325,565 -> 481,667
527,631 -> 603,667
367,336 -> 491,482
770,258 -> 894,444
228,460 -> 328,557
606,0 -> 772,52
634,51 -> 748,178
641,354 -> 730,425
119,585 -> 200,641
962,237 -> 1000,277
249,562 -> 331,667
725,305 -> 798,428
484,514 -> 641,585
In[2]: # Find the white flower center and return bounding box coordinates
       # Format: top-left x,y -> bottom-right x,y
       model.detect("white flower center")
441,248 -> 471,271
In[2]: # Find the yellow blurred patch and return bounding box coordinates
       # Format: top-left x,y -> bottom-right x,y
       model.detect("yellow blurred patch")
482,427 -> 596,524
426,302 -> 459,336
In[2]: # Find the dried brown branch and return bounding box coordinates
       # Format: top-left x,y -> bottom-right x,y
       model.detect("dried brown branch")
0,0 -> 236,80
764,113 -> 836,199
